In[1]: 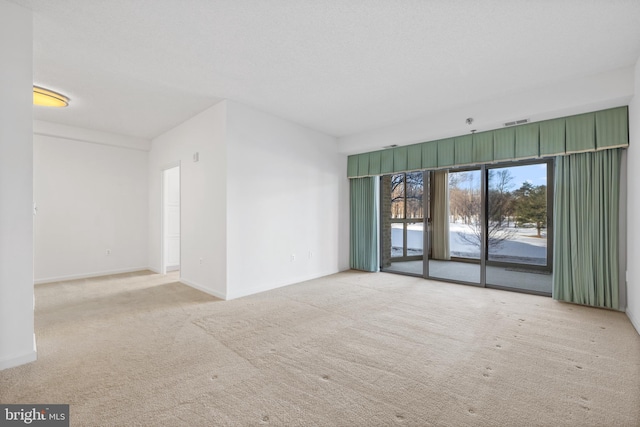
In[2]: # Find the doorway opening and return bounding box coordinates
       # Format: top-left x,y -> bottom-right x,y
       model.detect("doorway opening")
162,165 -> 180,275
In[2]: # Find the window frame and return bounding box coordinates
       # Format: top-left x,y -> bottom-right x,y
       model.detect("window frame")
386,171 -> 425,261
484,158 -> 554,272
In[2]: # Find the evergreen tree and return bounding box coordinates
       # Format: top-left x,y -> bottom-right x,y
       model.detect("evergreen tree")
514,182 -> 547,237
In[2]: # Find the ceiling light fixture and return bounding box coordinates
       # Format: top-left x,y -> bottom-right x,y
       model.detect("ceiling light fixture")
33,86 -> 69,107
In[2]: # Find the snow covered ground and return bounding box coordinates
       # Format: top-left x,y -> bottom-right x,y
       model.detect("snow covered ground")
391,222 -> 547,265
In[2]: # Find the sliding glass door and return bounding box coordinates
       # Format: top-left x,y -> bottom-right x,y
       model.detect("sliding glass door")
427,168 -> 482,285
380,159 -> 553,295
484,161 -> 553,294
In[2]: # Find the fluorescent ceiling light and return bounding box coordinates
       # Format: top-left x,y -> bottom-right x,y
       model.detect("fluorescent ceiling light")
33,86 -> 69,107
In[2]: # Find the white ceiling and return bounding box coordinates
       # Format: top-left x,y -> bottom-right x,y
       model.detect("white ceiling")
12,0 -> 640,141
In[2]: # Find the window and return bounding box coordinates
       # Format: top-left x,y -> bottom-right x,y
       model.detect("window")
381,172 -> 424,274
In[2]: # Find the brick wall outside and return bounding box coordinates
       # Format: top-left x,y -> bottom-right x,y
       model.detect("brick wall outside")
381,175 -> 392,268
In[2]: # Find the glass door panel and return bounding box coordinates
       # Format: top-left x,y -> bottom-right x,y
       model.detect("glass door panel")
485,162 -> 552,294
407,222 -> 424,257
428,169 -> 481,284
391,223 -> 404,258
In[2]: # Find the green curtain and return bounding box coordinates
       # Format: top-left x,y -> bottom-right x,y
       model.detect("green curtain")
347,106 -> 627,178
553,149 -> 621,309
350,177 -> 378,272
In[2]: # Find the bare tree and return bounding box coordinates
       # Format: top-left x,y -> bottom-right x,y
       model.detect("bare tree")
390,172 -> 423,219
405,172 -> 424,219
455,169 -> 516,251
488,169 -> 515,227
449,172 -> 474,224
456,217 -> 517,251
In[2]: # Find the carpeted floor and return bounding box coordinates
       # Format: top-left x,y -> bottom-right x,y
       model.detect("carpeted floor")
1,270 -> 639,426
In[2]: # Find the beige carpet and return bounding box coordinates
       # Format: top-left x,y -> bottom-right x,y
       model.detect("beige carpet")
1,270 -> 639,426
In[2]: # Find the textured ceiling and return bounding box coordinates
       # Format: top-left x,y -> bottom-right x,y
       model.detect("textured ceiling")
12,0 -> 640,140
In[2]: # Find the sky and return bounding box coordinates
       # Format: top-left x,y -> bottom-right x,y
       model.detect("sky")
450,162 -> 548,191
497,163 -> 548,189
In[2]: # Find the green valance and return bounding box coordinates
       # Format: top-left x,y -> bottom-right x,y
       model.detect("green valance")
347,106 -> 628,178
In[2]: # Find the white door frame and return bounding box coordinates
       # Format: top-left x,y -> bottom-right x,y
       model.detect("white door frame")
160,161 -> 181,275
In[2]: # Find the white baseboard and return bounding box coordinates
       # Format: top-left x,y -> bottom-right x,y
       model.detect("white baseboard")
34,267 -> 150,285
226,270 -> 339,300
166,265 -> 180,272
0,349 -> 37,371
179,278 -> 226,300
626,308 -> 640,336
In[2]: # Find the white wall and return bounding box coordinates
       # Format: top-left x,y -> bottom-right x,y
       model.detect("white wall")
33,126 -> 148,283
163,166 -> 180,270
626,57 -> 640,334
225,100 -> 349,299
0,1 -> 35,370
33,120 -> 151,151
148,101 -> 227,299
